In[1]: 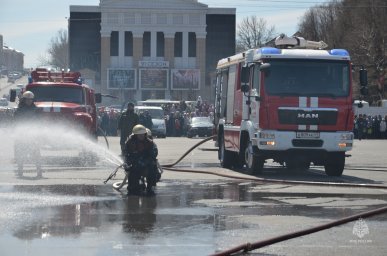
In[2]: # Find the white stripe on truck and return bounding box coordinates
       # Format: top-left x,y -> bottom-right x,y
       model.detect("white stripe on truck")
310,97 -> 318,131
298,97 -> 307,130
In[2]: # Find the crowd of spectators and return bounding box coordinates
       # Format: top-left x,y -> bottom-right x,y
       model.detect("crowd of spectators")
97,97 -> 215,137
354,114 -> 387,140
96,99 -> 387,140
161,98 -> 214,137
98,108 -> 119,136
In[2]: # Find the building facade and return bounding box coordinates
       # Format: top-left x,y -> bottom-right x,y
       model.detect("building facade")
0,34 -> 24,72
0,35 -> 3,69
69,0 -> 235,104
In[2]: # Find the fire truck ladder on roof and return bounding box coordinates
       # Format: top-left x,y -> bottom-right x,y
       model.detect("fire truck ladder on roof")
31,68 -> 82,84
275,34 -> 328,49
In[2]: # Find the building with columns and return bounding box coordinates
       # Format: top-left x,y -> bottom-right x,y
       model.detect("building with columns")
0,34 -> 24,72
69,0 -> 235,104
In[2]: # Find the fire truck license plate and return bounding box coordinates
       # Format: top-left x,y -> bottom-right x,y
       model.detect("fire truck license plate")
296,132 -> 320,139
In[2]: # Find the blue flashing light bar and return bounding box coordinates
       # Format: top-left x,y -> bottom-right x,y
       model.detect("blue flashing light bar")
257,47 -> 281,55
329,49 -> 349,56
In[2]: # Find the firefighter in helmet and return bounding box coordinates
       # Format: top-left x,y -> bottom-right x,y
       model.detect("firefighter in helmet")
14,91 -> 42,178
123,124 -> 159,195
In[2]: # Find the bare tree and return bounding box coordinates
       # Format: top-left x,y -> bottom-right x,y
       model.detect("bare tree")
48,29 -> 69,70
236,16 -> 276,52
298,0 -> 387,102
36,54 -> 51,68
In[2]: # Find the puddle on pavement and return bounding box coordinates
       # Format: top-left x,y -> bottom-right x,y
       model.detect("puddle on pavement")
0,182 -> 386,256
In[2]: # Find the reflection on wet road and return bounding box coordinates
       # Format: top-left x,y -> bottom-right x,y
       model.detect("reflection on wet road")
0,181 -> 386,256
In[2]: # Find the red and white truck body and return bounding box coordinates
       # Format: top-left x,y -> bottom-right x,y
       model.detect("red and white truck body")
214,36 -> 358,176
12,68 -> 101,138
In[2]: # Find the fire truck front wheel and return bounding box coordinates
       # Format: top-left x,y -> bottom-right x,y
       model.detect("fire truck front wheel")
324,152 -> 345,176
244,142 -> 264,175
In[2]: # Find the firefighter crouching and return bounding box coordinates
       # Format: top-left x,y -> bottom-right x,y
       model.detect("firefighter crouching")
123,124 -> 161,195
13,91 -> 42,178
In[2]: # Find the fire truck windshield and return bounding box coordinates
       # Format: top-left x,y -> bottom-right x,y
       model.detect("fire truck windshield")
28,86 -> 85,104
263,59 -> 350,97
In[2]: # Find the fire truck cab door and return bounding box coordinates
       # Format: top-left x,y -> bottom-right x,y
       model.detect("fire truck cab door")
226,65 -> 237,124
250,64 -> 261,126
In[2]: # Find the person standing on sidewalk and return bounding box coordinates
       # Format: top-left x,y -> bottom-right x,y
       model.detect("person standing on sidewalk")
117,102 -> 139,155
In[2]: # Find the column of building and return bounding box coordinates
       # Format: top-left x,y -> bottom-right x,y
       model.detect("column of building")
164,32 -> 175,100
132,31 -> 143,101
196,32 -> 207,99
100,31 -> 111,95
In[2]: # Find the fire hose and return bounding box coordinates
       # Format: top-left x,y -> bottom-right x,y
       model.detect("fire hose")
210,205 -> 387,256
103,136 -> 387,255
104,136 -> 215,189
98,127 -> 110,149
104,135 -> 387,190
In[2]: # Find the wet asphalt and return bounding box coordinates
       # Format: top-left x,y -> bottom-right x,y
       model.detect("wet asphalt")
0,137 -> 386,256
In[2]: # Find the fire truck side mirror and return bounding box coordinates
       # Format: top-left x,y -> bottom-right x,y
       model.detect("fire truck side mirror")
359,68 -> 367,87
95,93 -> 102,104
9,89 -> 17,102
241,66 -> 250,84
360,86 -> 368,96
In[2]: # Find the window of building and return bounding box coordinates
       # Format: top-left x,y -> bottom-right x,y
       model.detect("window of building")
125,32 -> 133,56
157,13 -> 167,24
110,31 -> 119,56
188,32 -> 196,57
141,13 -> 152,24
157,32 -> 165,57
143,31 -> 151,57
174,32 -> 182,57
173,14 -> 184,25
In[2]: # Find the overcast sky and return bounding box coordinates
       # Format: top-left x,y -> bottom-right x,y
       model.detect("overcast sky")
0,0 -> 329,68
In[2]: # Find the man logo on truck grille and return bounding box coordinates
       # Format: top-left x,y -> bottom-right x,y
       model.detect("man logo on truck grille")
297,113 -> 319,119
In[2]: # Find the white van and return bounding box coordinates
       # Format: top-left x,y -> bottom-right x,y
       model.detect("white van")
134,106 -> 166,138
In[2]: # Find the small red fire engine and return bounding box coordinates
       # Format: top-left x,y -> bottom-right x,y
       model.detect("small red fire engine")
10,68 -> 102,138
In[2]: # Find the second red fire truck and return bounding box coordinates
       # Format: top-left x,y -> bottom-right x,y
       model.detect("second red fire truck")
10,68 -> 103,165
214,35 -> 368,176
11,68 -> 102,138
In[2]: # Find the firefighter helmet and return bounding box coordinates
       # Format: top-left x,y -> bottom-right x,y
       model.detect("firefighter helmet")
22,91 -> 34,99
132,124 -> 147,135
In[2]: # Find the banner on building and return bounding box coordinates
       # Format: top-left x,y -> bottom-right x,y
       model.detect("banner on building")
139,69 -> 168,90
107,69 -> 136,89
171,69 -> 200,90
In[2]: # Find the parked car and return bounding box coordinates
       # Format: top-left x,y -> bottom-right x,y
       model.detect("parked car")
7,71 -> 22,83
187,116 -> 214,138
0,98 -> 9,107
134,106 -> 166,138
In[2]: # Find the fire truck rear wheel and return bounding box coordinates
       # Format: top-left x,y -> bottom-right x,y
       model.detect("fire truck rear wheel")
324,152 -> 345,176
219,135 -> 235,168
244,142 -> 264,175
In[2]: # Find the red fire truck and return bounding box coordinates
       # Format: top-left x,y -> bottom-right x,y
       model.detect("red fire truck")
214,35 -> 368,176
10,68 -> 102,138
